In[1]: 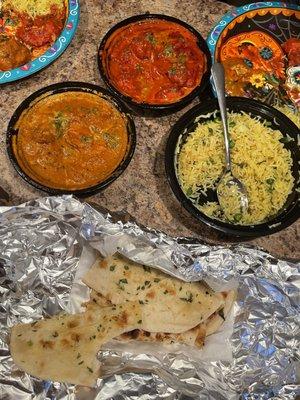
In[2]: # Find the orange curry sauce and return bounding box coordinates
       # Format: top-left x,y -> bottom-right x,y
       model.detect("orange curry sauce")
13,92 -> 128,190
102,19 -> 207,104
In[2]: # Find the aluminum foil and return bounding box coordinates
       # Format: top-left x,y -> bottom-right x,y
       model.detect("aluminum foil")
0,195 -> 299,400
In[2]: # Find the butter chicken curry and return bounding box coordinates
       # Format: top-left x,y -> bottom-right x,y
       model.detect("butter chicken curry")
13,92 -> 129,190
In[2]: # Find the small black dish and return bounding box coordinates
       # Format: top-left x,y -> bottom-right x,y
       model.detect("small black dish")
98,13 -> 212,117
6,82 -> 136,197
165,97 -> 300,237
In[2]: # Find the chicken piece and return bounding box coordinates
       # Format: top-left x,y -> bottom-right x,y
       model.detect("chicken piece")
0,35 -> 31,71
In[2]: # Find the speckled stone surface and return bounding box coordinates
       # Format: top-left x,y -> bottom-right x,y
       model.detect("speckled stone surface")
0,0 -> 299,260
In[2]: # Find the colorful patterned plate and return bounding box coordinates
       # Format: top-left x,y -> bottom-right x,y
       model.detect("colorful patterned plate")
0,0 -> 79,85
207,2 -> 300,108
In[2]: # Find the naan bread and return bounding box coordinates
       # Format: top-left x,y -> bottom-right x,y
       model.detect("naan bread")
118,323 -> 207,348
10,303 -> 141,386
82,253 -> 225,334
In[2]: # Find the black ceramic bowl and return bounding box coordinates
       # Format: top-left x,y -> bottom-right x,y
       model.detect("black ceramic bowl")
165,97 -> 300,237
98,13 -> 212,117
7,82 -> 136,197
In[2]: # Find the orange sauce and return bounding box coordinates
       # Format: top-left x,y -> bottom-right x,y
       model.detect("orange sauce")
102,19 -> 207,104
13,92 -> 129,190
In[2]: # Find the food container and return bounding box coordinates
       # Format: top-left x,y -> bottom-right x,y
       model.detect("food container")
98,13 -> 212,117
165,96 -> 300,237
6,82 -> 136,197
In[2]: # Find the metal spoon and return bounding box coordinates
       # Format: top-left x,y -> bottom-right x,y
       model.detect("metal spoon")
211,62 -> 248,219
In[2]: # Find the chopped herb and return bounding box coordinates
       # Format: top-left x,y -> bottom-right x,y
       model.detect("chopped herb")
31,321 -> 38,326
180,292 -> 193,303
233,213 -> 242,222
164,44 -> 173,56
145,32 -> 156,44
280,136 -> 292,144
208,127 -> 213,135
164,290 -> 168,294
77,353 -> 81,359
143,265 -> 151,273
97,324 -> 102,332
228,121 -> 236,128
5,18 -> 16,26
80,135 -> 93,143
89,335 -> 96,340
266,178 -> 275,185
139,300 -> 144,304
52,331 -> 59,338
154,278 -> 160,283
179,286 -> 182,291
117,278 -> 128,290
229,139 -> 235,149
205,291 -> 209,295
112,306 -> 116,310
87,366 -> 93,373
186,187 -> 193,196
54,112 -> 68,139
17,334 -> 22,337
137,286 -> 141,290
110,265 -> 115,271
144,280 -> 150,286
136,63 -> 143,72
178,53 -> 186,64
138,320 -> 142,324
141,286 -> 145,290
168,66 -> 177,76
27,340 -> 33,347
124,265 -> 129,270
78,361 -> 84,365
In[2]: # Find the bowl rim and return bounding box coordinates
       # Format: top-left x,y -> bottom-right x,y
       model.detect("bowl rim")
0,0 -> 80,85
206,1 -> 300,62
97,13 -> 212,113
165,96 -> 300,237
6,81 -> 136,197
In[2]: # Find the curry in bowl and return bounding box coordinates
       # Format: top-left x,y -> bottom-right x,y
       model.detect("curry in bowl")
0,0 -> 67,71
10,88 -> 132,192
100,17 -> 207,105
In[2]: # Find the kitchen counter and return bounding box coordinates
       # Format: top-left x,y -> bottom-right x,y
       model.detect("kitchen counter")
0,0 -> 299,260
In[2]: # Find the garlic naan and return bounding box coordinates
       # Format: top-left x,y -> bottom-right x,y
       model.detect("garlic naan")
10,302 -> 141,386
82,254 -> 225,334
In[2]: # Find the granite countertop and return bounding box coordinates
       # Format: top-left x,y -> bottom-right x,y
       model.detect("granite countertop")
0,0 -> 299,260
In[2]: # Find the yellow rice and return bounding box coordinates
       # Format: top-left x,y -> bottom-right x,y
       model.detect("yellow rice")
177,112 -> 295,225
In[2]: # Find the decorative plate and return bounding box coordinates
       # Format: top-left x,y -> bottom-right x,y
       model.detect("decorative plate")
207,2 -> 300,108
0,0 -> 79,85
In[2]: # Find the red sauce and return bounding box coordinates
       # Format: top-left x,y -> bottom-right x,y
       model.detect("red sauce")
101,19 -> 207,105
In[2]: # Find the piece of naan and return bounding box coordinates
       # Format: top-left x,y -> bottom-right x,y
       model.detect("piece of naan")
82,253 -> 225,334
10,302 -> 141,386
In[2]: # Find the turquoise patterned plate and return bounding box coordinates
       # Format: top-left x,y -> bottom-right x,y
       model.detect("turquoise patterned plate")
0,0 -> 79,85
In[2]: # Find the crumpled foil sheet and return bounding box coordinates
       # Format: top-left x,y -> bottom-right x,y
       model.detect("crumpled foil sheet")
0,195 -> 299,400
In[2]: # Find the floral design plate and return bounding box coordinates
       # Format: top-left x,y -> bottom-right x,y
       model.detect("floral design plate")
207,2 -> 300,108
0,0 -> 79,85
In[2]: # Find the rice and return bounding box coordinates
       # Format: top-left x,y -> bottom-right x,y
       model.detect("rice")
2,0 -> 65,17
275,105 -> 300,129
177,112 -> 295,225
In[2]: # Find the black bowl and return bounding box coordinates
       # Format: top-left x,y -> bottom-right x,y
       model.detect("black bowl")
6,82 -> 136,197
98,13 -> 212,117
165,97 -> 300,237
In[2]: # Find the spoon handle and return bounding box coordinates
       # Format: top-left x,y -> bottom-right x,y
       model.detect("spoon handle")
211,63 -> 231,172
